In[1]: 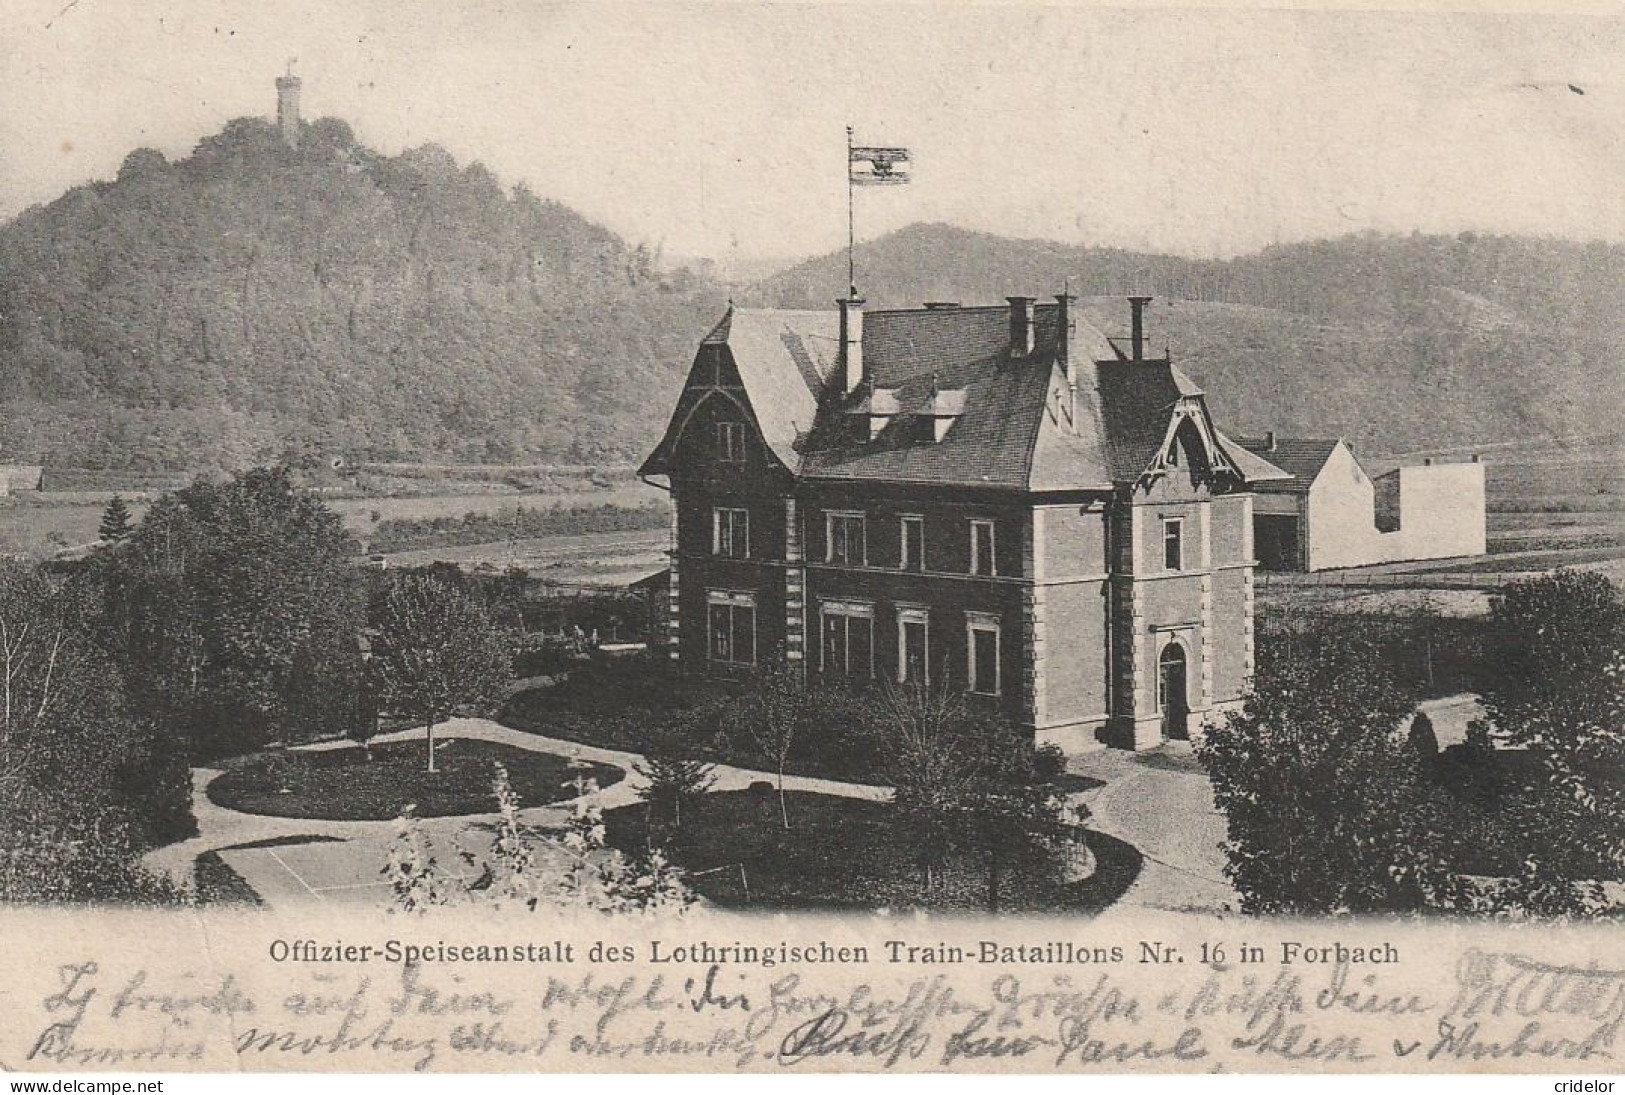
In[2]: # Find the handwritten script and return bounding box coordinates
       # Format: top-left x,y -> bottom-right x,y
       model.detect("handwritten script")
10,929 -> 1622,1073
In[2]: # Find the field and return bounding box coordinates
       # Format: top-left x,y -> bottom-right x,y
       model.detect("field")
380,527 -> 670,585
0,470 -> 668,562
7,435 -> 1621,596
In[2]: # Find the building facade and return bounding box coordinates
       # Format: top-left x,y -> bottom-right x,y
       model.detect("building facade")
639,295 -> 1288,752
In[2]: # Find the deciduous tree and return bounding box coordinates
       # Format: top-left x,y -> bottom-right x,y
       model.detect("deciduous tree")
727,659 -> 805,830
1480,569 -> 1625,915
0,560 -> 191,902
92,466 -> 367,757
370,574 -> 514,773
1198,621 -> 1462,914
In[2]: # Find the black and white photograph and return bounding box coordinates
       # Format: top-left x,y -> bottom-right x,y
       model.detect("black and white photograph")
0,0 -> 1622,1080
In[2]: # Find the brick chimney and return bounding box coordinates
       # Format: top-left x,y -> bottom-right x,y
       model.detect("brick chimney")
1007,296 -> 1036,358
838,296 -> 865,395
1055,291 -> 1079,425
1128,296 -> 1152,361
1263,430 -> 1277,451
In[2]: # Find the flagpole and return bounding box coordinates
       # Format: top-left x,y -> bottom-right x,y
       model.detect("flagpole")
846,125 -> 856,297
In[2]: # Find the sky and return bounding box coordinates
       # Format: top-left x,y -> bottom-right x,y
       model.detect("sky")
4,1 -> 1625,270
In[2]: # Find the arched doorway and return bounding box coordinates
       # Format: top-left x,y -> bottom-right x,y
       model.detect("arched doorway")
1158,642 -> 1189,741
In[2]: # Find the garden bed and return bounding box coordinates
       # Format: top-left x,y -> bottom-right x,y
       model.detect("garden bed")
207,739 -> 623,820
603,789 -> 1141,915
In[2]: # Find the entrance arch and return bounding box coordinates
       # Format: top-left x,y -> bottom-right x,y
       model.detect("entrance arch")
1158,641 -> 1189,741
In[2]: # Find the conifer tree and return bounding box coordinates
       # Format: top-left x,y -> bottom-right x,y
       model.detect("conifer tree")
98,494 -> 134,543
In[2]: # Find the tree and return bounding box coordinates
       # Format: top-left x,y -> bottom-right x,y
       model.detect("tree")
116,147 -> 168,184
876,679 -> 977,887
1480,569 -> 1625,915
370,574 -> 514,773
726,659 -> 805,829
98,494 -> 134,543
875,679 -> 1071,908
1408,711 -> 1438,760
634,720 -> 716,832
0,559 -> 191,902
90,466 -> 367,757
956,731 -> 1070,913
1198,620 -> 1462,915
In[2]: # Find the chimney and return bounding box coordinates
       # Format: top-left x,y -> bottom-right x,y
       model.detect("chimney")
1055,288 -> 1079,393
1128,296 -> 1153,361
1470,453 -> 1482,464
276,72 -> 302,150
1007,296 -> 1036,359
1263,430 -> 1277,452
838,296 -> 865,395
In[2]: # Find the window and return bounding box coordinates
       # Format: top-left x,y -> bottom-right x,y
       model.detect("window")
707,591 -> 756,665
967,613 -> 1001,696
821,601 -> 874,680
717,421 -> 745,462
970,519 -> 996,577
826,511 -> 867,566
1163,518 -> 1184,571
897,607 -> 930,684
712,507 -> 749,558
899,515 -> 925,572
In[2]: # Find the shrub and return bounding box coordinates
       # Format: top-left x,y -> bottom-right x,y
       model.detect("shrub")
634,721 -> 717,833
382,766 -> 693,915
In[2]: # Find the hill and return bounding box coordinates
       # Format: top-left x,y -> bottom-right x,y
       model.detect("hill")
752,223 -> 1625,455
0,116 -> 727,472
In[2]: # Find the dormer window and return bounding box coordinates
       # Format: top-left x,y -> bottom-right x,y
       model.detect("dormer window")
922,388 -> 967,443
844,388 -> 900,441
717,421 -> 745,462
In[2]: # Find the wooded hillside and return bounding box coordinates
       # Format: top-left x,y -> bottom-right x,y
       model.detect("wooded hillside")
5,125 -> 1622,472
754,223 -> 1625,454
0,116 -> 726,471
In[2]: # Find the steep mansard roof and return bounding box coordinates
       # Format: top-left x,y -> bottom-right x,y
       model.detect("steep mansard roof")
641,301 -> 1288,491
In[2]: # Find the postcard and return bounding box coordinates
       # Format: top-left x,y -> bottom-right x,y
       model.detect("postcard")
0,0 -> 1621,1078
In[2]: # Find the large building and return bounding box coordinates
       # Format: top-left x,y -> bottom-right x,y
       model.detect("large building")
1236,434 -> 1486,571
639,294 -> 1288,752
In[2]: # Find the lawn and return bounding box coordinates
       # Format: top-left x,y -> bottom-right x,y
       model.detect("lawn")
207,739 -> 623,821
500,660 -> 893,785
603,789 -> 1142,915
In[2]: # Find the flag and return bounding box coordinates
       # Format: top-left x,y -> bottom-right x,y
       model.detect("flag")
850,144 -> 910,186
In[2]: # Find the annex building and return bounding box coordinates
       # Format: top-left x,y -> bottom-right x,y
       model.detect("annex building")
639,294 -> 1289,752
1235,434 -> 1486,572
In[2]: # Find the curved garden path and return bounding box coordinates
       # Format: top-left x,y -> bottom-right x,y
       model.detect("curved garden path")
143,716 -> 887,909
1068,744 -> 1237,914
144,708 -> 1241,914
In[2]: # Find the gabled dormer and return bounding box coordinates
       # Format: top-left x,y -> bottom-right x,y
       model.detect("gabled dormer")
639,308 -> 838,486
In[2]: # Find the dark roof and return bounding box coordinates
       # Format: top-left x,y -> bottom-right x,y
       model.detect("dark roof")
646,300 -> 1288,492
798,304 -> 1102,488
639,309 -> 836,477
1232,436 -> 1346,493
